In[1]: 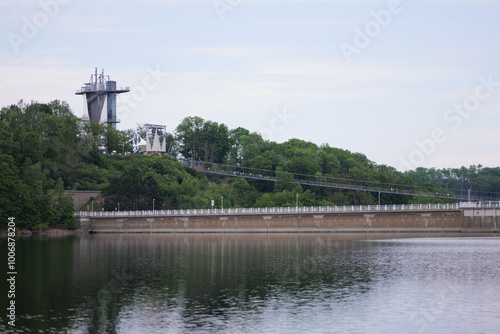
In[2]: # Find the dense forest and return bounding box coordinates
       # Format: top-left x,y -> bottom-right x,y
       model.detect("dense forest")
1,100 -> 499,230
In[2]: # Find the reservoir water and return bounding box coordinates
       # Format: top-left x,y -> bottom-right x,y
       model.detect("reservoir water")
1,233 -> 499,333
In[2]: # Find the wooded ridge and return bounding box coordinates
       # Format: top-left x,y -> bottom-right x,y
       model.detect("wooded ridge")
1,100 -> 499,230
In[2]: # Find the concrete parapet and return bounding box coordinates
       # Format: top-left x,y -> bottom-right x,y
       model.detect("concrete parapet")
77,209 -> 481,233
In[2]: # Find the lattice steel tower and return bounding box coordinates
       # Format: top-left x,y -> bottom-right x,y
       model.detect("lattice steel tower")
75,68 -> 130,128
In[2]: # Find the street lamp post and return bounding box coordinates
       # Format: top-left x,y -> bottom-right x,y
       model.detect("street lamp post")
117,202 -> 120,211
221,196 -> 224,213
153,198 -> 155,215
296,194 -> 298,211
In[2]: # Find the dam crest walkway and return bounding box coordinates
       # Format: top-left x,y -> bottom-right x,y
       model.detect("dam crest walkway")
76,202 -> 500,218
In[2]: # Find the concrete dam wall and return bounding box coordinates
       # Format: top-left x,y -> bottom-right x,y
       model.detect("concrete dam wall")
77,209 -> 496,233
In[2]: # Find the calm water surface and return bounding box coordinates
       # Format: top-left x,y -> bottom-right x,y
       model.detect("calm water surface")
1,233 -> 499,333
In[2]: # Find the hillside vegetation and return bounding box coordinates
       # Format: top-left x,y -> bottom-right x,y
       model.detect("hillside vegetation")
1,101 -> 499,230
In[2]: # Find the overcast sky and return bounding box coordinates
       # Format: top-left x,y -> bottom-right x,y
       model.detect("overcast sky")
1,0 -> 499,171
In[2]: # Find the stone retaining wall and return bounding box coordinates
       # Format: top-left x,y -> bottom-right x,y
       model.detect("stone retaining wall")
65,190 -> 102,211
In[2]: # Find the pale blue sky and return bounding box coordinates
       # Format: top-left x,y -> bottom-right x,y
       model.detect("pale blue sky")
1,0 -> 499,170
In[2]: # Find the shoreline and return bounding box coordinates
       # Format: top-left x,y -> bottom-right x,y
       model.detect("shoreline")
1,228 -> 497,237
0,228 -> 84,237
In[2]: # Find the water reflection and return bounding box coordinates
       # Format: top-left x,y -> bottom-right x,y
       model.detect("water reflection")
1,233 -> 499,333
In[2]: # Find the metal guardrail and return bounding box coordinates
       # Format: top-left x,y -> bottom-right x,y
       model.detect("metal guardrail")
75,202 -> 500,218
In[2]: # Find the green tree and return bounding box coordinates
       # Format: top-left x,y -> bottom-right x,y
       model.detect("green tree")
254,193 -> 275,208
274,170 -> 294,193
240,133 -> 266,163
144,173 -> 164,210
105,165 -> 145,211
0,154 -> 23,229
50,179 -> 77,229
200,121 -> 231,163
104,125 -> 132,154
175,116 -> 205,160
249,155 -> 272,172
227,127 -> 250,164
233,177 -> 255,207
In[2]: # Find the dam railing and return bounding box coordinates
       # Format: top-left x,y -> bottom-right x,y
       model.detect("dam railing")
76,201 -> 500,218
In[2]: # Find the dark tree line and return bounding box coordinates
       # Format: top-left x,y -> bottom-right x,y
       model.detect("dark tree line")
104,165 -> 164,211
